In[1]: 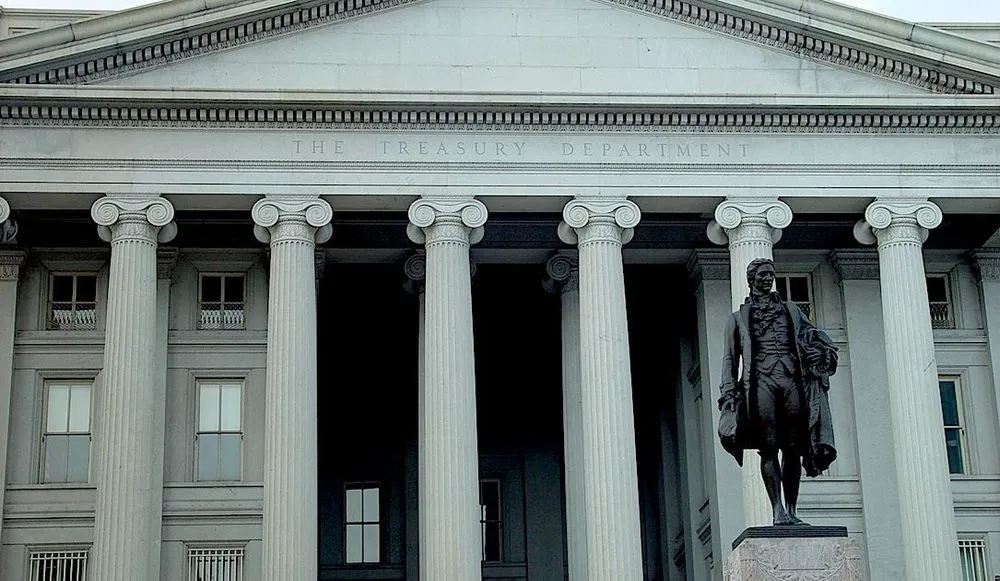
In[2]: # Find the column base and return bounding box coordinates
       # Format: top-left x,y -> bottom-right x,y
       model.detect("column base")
725,526 -> 865,581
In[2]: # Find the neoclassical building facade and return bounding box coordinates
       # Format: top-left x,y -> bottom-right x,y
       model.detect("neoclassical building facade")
1,1 -> 1000,580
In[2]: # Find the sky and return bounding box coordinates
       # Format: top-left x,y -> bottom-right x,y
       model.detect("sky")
2,0 -> 1000,22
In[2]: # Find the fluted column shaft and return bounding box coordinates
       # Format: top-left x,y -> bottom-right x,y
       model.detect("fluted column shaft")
407,197 -> 487,581
558,198 -> 643,581
253,197 -> 333,581
855,199 -> 961,581
707,198 -> 792,530
544,252 -> 586,581
90,195 -> 176,581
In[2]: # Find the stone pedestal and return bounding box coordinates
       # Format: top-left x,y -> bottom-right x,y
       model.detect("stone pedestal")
725,527 -> 864,581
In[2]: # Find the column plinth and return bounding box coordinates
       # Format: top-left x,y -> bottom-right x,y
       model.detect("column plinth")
855,199 -> 961,581
707,198 -> 792,530
252,196 -> 333,581
407,197 -> 486,581
89,195 -> 176,581
558,198 -> 643,581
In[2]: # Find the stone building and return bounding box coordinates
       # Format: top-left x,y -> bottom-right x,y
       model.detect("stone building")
0,1 -> 999,580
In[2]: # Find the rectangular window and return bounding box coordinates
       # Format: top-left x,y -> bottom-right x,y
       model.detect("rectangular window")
344,483 -> 380,564
42,382 -> 92,484
47,274 -> 97,330
480,479 -> 502,563
938,377 -> 968,475
927,275 -> 955,329
199,274 -> 246,330
775,275 -> 813,319
28,549 -> 89,581
196,382 -> 243,481
188,547 -> 245,581
959,539 -> 988,581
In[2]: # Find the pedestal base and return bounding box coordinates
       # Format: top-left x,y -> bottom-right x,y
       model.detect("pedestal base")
725,526 -> 865,581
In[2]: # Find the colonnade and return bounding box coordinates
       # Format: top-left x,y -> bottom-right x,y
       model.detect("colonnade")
0,193 -> 971,581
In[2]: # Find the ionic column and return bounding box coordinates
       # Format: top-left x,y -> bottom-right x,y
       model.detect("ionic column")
407,197 -> 487,581
854,199 -> 961,581
707,198 -> 792,529
90,195 -> 176,581
0,196 -> 24,545
558,198 -> 643,581
543,251 -> 586,581
252,196 -> 333,581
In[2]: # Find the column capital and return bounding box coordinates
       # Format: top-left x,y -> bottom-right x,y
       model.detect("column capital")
970,249 -> 1000,282
0,196 -> 8,225
406,197 -> 488,245
830,249 -> 880,281
403,251 -> 426,294
156,248 -> 179,281
91,195 -> 177,244
558,197 -> 641,245
686,249 -> 730,287
543,251 -> 579,295
0,250 -> 27,282
707,198 -> 792,246
252,196 -> 333,245
0,196 -> 18,245
854,199 -> 942,246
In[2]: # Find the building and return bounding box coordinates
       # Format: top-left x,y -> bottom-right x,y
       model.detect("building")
1,0 -> 999,580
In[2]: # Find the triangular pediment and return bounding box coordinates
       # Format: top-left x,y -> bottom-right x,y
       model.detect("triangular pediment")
2,0 -> 999,95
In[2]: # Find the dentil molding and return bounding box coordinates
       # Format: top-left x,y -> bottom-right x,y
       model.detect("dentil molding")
406,197 -> 488,246
706,198 -> 793,246
558,198 -> 641,246
91,195 -> 177,244
853,199 -> 942,245
251,196 -> 333,244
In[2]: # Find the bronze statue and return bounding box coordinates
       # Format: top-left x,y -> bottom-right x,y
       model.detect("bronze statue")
717,258 -> 839,526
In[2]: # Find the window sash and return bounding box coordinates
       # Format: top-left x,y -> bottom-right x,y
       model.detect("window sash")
48,274 -> 98,331
775,275 -> 814,320
927,275 -> 955,329
959,539 -> 988,581
344,484 -> 381,564
939,377 -> 969,475
188,547 -> 245,581
480,479 -> 503,563
28,549 -> 89,581
199,275 -> 246,330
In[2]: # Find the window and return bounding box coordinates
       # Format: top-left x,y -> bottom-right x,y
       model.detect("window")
775,275 -> 813,319
939,377 -> 968,475
344,483 -> 380,564
188,547 -> 244,581
480,479 -> 502,562
47,274 -> 97,330
42,382 -> 91,483
196,382 -> 243,481
28,549 -> 89,581
959,539 -> 988,581
927,275 -> 955,329
199,274 -> 246,330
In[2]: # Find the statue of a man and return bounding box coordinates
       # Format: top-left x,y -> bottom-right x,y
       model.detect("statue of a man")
717,258 -> 839,526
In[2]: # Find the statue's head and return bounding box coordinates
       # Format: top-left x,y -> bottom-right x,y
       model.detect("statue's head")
746,258 -> 775,296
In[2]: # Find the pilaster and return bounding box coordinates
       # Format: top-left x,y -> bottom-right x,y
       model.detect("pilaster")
544,251 -> 585,581
407,197 -> 486,581
0,247 -> 25,545
707,198 -> 793,531
830,249 -> 906,581
252,196 -> 333,581
558,197 -> 643,581
402,251 -> 425,581
89,194 -> 176,581
854,199 -> 961,581
970,249 -> 1000,475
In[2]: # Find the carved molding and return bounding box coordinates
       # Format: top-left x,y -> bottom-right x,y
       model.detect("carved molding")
543,250 -> 579,295
853,198 -> 942,246
970,249 -> 1000,283
707,198 -> 792,246
91,195 -> 177,244
251,196 -> 333,245
558,197 -> 641,246
1,0 -> 992,96
406,197 -> 488,246
0,249 -> 27,282
156,247 -> 179,280
830,249 -> 880,281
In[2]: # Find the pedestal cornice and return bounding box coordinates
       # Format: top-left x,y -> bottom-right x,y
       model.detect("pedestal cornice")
252,196 -> 333,245
830,249 -> 880,281
970,249 -> 1000,282
91,195 -> 177,244
707,198 -> 792,247
406,197 -> 487,246
854,199 -> 942,247
558,198 -> 641,246
543,251 -> 579,295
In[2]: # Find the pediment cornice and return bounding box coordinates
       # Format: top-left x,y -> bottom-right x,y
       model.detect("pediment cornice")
1,0 -> 999,95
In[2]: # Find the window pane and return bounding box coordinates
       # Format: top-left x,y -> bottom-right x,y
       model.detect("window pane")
201,276 -> 222,302
362,487 -> 379,521
927,277 -> 948,302
220,384 -> 242,431
775,278 -> 789,301
75,276 -> 97,302
47,386 -> 70,433
224,276 -> 245,303
51,276 -> 74,302
363,523 -> 380,563
44,434 -> 69,483
483,521 -> 502,562
219,433 -> 242,480
346,488 -> 362,522
345,524 -> 363,563
789,277 -> 809,301
198,434 -> 220,481
68,386 -> 90,432
200,384 -> 221,431
67,435 -> 90,482
480,481 -> 500,521
945,428 -> 964,474
939,381 -> 960,426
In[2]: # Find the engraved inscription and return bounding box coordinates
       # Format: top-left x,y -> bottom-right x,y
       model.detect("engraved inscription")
560,141 -> 749,159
